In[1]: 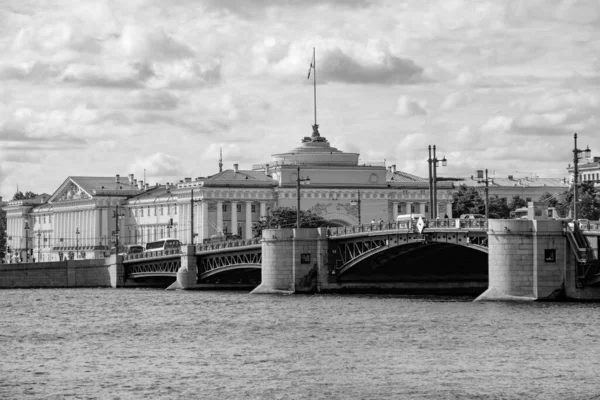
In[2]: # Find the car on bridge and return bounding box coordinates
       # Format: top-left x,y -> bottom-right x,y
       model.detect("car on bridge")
459,214 -> 486,219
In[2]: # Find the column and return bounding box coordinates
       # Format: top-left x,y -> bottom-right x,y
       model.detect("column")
392,202 -> 399,221
260,201 -> 267,220
419,202 -> 426,215
405,202 -> 413,215
96,209 -> 102,247
231,201 -> 238,237
216,200 -> 224,235
446,203 -> 453,218
245,201 -> 253,239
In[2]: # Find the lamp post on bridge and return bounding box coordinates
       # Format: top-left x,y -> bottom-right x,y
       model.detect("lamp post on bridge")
477,169 -> 491,223
427,145 -> 447,219
112,204 -> 125,256
75,227 -> 80,259
24,221 -> 29,263
189,189 -> 202,245
296,166 -> 311,229
350,189 -> 362,225
37,231 -> 41,262
572,133 -> 591,220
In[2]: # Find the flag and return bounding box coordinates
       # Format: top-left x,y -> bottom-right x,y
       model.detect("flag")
307,53 -> 314,79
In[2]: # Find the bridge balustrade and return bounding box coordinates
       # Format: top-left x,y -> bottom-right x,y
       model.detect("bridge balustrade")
123,249 -> 181,261
195,238 -> 261,253
327,218 -> 488,238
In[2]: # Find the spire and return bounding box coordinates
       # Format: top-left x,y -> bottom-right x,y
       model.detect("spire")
219,147 -> 223,173
302,47 -> 325,143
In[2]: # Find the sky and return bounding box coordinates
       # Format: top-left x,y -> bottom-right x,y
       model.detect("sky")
1,0 -> 599,198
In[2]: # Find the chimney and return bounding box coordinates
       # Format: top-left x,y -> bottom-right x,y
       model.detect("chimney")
145,183 -> 149,190
234,163 -> 239,173
128,174 -> 134,184
508,175 -> 513,180
185,177 -> 191,182
134,179 -> 138,186
265,164 -> 270,176
115,174 -> 120,183
392,165 -> 396,173
138,180 -> 144,190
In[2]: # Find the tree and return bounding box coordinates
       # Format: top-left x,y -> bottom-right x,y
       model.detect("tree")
554,182 -> 600,220
252,207 -> 329,237
12,191 -> 38,201
488,195 -> 511,219
452,184 -> 485,216
508,195 -> 527,211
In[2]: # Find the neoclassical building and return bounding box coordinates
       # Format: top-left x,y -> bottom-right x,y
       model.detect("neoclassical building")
3,127 -> 455,263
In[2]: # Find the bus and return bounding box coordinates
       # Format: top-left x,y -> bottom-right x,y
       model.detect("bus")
110,244 -> 145,255
144,238 -> 181,253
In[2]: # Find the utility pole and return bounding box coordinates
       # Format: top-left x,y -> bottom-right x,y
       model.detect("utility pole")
296,166 -> 311,229
351,189 -> 362,225
190,189 -> 201,244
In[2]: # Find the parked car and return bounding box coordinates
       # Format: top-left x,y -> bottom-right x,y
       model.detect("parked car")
459,214 -> 486,219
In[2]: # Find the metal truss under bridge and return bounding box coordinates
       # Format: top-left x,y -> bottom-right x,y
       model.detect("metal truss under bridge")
327,223 -> 488,276
197,248 -> 262,281
125,257 -> 181,279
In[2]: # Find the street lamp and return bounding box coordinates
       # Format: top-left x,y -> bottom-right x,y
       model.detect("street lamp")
572,133 -> 591,220
112,204 -> 125,255
75,227 -> 80,259
24,221 -> 30,263
427,145 -> 447,219
477,169 -> 491,222
37,231 -> 41,262
350,189 -> 362,225
296,166 -> 311,229
189,189 -> 202,245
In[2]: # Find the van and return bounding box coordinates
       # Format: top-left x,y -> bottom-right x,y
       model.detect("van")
396,213 -> 427,222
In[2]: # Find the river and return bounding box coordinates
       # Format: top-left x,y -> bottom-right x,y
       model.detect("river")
1,289 -> 599,399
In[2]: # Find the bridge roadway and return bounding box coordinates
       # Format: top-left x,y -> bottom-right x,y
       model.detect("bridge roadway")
122,218 -> 497,283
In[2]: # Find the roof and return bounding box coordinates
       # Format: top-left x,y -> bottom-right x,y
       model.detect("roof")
201,169 -> 278,186
70,176 -> 139,193
455,177 -> 569,188
386,170 -> 454,189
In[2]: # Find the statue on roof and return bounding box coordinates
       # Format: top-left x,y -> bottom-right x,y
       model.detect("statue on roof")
311,124 -> 320,137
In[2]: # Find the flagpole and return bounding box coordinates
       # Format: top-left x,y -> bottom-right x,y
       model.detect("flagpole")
313,47 -> 316,127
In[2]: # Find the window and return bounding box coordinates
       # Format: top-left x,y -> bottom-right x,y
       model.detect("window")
160,206 -> 164,216
129,209 -> 132,217
237,204 -> 242,212
154,207 -> 157,216
141,208 -> 144,217
135,209 -> 138,217
251,205 -> 256,212
42,216 -> 46,224
174,207 -> 177,214
223,204 -> 227,212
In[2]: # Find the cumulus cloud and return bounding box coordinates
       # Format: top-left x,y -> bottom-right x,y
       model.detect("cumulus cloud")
395,96 -> 427,117
440,91 -> 471,110
130,90 -> 179,110
319,47 -> 424,84
129,153 -> 182,179
121,25 -> 194,62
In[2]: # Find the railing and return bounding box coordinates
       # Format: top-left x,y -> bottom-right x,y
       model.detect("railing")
124,248 -> 181,261
195,238 -> 262,253
327,219 -> 488,238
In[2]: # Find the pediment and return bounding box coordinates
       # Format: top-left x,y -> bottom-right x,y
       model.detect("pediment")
49,179 -> 92,203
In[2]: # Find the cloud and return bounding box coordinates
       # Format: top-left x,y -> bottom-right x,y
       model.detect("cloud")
128,153 -> 182,179
319,47 -> 425,84
440,91 -> 471,110
121,25 -> 195,62
130,90 -> 179,110
480,116 -> 513,134
395,96 -> 427,117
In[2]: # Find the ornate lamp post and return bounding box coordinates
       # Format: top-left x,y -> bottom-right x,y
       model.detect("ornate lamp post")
296,166 -> 311,229
350,189 -> 362,225
112,204 -> 125,255
37,231 -> 41,262
24,221 -> 30,263
572,133 -> 591,220
477,169 -> 491,222
427,145 -> 447,219
75,227 -> 80,259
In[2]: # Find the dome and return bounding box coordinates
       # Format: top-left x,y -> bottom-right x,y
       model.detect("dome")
271,124 -> 359,166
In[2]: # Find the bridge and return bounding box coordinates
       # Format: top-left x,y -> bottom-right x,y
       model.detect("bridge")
121,219 -> 489,286
120,217 -> 600,298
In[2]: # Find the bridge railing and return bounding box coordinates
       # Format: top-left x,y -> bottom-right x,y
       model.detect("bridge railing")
124,248 -> 182,261
195,238 -> 262,253
327,218 -> 488,238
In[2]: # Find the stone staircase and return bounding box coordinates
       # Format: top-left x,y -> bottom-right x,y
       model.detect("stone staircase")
566,224 -> 600,287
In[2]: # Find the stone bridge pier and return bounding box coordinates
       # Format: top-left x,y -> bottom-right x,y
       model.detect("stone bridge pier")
251,228 -> 328,294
